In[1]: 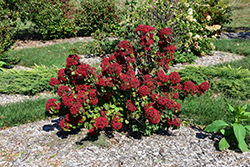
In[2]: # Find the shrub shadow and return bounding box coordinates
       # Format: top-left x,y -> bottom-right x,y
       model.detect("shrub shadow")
42,117 -> 84,139
75,135 -> 99,146
42,118 -> 198,147
223,26 -> 250,33
75,130 -> 110,148
56,127 -> 83,139
42,117 -> 62,132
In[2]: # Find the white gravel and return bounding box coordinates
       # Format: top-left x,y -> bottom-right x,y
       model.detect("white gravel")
0,118 -> 249,166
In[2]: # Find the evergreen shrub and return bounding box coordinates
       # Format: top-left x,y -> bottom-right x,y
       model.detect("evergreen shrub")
0,64 -> 58,95
178,65 -> 250,100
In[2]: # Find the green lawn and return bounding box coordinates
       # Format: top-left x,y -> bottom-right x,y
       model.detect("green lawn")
223,0 -> 250,32
8,41 -> 90,68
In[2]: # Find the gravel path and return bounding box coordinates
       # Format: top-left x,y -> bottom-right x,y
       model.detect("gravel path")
1,118 -> 250,167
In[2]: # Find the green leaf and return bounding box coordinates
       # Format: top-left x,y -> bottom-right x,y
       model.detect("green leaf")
227,102 -> 235,113
155,36 -> 159,41
115,107 -> 120,112
183,121 -> 188,128
112,96 -> 116,103
82,116 -> 86,122
233,123 -> 249,152
244,125 -> 250,138
110,104 -> 116,109
220,129 -> 225,135
141,101 -> 145,107
238,141 -> 249,152
240,113 -> 250,122
84,122 -> 88,129
219,137 -> 230,151
90,119 -> 95,123
104,103 -> 110,110
242,103 -> 248,111
242,112 -> 250,117
233,123 -> 246,142
204,120 -> 229,132
245,125 -> 250,132
88,123 -> 93,130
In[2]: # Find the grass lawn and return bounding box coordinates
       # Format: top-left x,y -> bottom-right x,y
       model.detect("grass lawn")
213,39 -> 250,70
0,96 -> 59,129
7,42 -> 90,68
222,0 -> 250,32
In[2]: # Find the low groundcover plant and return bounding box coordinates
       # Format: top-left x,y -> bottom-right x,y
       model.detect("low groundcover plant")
46,25 -> 209,136
205,103 -> 250,152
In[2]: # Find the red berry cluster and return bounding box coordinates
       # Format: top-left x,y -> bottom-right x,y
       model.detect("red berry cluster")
46,54 -> 100,131
169,72 -> 182,85
171,93 -> 179,99
45,98 -> 60,114
66,55 -> 80,68
75,84 -> 91,92
65,114 -> 84,127
155,70 -> 169,86
144,103 -> 160,124
111,115 -> 123,130
183,81 -> 210,95
58,119 -> 70,130
57,85 -> 71,97
138,85 -> 151,97
95,117 -> 109,130
197,82 -> 210,95
70,102 -> 83,116
136,25 -> 155,47
118,40 -> 134,55
49,77 -> 61,87
89,125 -> 98,136
57,68 -> 67,82
146,108 -> 161,124
126,100 -> 137,112
75,63 -> 92,79
167,115 -> 181,127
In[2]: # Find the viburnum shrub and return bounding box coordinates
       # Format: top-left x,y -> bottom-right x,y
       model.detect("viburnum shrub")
46,25 -> 209,136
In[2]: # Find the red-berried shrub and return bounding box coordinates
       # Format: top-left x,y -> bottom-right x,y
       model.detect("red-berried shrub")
46,25 -> 210,136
